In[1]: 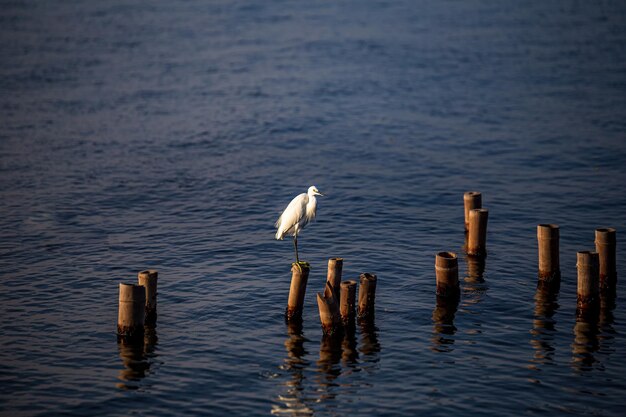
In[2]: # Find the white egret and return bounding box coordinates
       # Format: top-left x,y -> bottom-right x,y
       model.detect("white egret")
275,185 -> 324,263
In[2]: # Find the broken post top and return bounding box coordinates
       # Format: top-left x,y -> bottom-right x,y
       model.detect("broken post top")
359,273 -> 377,285
595,228 -> 616,245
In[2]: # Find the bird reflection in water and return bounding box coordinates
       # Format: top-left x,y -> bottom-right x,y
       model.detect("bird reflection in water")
116,327 -> 158,390
529,280 -> 560,367
272,320 -> 314,416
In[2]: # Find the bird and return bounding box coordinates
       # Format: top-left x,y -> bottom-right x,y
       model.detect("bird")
275,185 -> 324,263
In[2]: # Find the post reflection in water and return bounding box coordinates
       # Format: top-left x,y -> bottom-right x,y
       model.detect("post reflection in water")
274,318 -> 381,415
273,320 -> 314,416
431,295 -> 459,352
570,289 -> 617,373
316,333 -> 343,402
116,327 -> 158,390
462,255 -> 487,304
572,307 -> 600,372
529,280 -> 560,367
358,319 -> 381,364
341,323 -> 359,366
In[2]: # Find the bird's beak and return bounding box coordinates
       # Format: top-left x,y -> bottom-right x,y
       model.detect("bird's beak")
316,191 -> 324,196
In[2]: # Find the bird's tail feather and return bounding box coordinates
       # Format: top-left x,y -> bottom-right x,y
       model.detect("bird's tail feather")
275,214 -> 283,240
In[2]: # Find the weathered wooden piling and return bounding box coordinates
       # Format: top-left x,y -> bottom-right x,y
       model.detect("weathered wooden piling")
467,208 -> 488,256
576,251 -> 599,311
537,224 -> 560,282
137,270 -> 158,327
595,228 -> 616,290
317,282 -> 341,335
435,252 -> 459,298
464,191 -> 482,233
117,283 -> 146,338
357,273 -> 377,320
286,262 -> 310,320
327,258 -> 343,299
340,280 -> 357,324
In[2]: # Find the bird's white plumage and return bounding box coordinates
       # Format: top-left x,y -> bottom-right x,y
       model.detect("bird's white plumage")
275,186 -> 321,240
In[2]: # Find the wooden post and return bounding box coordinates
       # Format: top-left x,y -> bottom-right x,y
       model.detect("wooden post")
340,280 -> 357,324
467,208 -> 488,256
117,283 -> 145,338
327,258 -> 343,299
435,252 -> 459,298
537,224 -> 560,282
595,228 -> 616,290
577,251 -> 599,311
286,262 -> 310,320
316,282 -> 341,335
464,191 -> 482,233
357,273 -> 377,320
138,270 -> 158,327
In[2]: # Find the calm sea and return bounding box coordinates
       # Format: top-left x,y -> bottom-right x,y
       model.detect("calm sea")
1,0 -> 626,416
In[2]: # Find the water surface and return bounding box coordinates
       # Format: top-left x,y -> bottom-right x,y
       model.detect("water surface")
1,1 -> 626,416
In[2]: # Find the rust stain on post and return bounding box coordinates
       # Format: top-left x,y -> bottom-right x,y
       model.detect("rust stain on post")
286,262 -> 310,320
537,224 -> 560,282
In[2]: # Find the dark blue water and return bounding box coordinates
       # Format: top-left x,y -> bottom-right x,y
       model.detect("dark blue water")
2,0 -> 626,416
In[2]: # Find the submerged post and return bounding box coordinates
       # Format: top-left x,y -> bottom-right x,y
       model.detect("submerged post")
467,208 -> 489,256
317,282 -> 341,335
117,283 -> 146,338
577,251 -> 599,311
340,280 -> 357,324
286,262 -> 310,320
537,224 -> 560,282
595,228 -> 616,291
327,258 -> 343,299
464,192 -> 482,233
357,273 -> 377,320
138,270 -> 158,327
435,252 -> 459,298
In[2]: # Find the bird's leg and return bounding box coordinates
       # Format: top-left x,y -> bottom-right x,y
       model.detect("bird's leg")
293,234 -> 299,263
